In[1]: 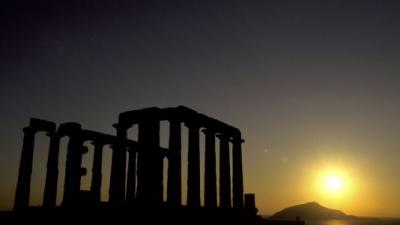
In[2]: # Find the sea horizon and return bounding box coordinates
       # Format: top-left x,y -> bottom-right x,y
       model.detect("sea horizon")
262,216 -> 400,225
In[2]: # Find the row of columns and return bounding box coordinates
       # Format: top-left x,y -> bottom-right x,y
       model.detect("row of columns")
15,114 -> 245,210
183,123 -> 244,208
14,120 -> 128,209
110,119 -> 244,208
15,118 -> 59,210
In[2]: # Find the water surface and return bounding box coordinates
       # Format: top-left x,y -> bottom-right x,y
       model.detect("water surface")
306,219 -> 400,225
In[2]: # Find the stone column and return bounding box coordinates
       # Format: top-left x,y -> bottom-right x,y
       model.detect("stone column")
14,127 -> 35,210
109,124 -> 127,204
91,141 -> 104,203
244,193 -> 255,209
218,133 -> 231,208
167,119 -> 181,206
186,122 -> 200,207
62,135 -> 86,206
43,132 -> 60,208
136,119 -> 162,204
126,148 -> 136,203
232,137 -> 244,208
203,129 -> 217,208
244,193 -> 258,216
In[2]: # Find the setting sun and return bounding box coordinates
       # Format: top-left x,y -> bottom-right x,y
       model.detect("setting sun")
315,168 -> 353,200
325,175 -> 344,193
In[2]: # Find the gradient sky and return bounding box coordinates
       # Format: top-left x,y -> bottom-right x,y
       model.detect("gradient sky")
1,0 -> 400,217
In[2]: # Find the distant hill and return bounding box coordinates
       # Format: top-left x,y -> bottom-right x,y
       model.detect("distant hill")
270,202 -> 356,220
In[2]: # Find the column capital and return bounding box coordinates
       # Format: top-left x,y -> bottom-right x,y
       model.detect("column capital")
230,137 -> 245,143
126,145 -> 135,153
109,143 -> 117,150
184,121 -> 201,129
201,128 -> 217,135
23,127 -> 35,135
110,144 -> 128,152
46,131 -> 59,138
168,116 -> 182,123
91,140 -> 105,148
216,133 -> 230,141
113,123 -> 130,130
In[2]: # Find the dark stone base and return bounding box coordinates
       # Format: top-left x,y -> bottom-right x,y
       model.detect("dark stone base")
1,206 -> 304,225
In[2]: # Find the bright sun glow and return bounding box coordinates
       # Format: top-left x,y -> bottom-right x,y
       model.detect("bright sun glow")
311,164 -> 359,214
325,175 -> 344,193
316,169 -> 351,198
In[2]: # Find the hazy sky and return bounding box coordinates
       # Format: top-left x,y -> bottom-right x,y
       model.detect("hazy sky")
1,0 -> 400,217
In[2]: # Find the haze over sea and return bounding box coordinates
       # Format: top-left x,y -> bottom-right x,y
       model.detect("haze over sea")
306,218 -> 400,225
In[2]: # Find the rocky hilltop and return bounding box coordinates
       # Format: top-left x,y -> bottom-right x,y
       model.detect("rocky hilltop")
270,202 -> 356,220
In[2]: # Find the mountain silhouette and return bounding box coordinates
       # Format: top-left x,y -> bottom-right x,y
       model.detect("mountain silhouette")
270,202 -> 356,220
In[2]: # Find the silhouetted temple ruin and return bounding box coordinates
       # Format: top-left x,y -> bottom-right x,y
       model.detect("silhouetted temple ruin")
8,106 -> 309,225
14,106 -> 257,216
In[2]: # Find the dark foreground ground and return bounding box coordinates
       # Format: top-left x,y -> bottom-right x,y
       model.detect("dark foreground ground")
0,207 -> 304,225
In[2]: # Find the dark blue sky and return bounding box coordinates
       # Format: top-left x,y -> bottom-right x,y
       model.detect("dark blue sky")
1,0 -> 400,216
